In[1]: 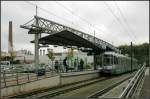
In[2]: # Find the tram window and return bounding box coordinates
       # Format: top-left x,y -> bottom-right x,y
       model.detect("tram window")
114,57 -> 118,64
104,55 -> 112,66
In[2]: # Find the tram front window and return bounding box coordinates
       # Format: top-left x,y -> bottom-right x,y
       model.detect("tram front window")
104,55 -> 112,66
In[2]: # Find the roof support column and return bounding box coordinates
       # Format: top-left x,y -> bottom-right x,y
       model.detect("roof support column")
35,6 -> 39,71
93,53 -> 97,70
35,33 -> 39,68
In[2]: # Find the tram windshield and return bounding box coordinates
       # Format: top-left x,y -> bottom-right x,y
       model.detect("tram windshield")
103,55 -> 113,66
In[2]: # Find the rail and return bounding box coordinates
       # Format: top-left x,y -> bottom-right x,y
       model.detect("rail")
13,77 -> 107,98
87,74 -> 133,98
119,64 -> 146,98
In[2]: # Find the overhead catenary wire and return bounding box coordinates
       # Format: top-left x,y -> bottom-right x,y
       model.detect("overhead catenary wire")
114,1 -> 137,42
25,1 -> 126,46
55,1 -> 111,35
54,1 -> 125,45
101,4 -> 130,45
38,7 -> 90,33
55,1 -> 93,27
25,1 -> 74,25
25,1 -> 112,42
104,1 -> 135,42
24,1 -> 89,33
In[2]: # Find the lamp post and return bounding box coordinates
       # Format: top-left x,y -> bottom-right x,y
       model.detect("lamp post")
131,42 -> 133,72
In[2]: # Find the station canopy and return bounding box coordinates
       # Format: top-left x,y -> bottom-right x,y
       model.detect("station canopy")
31,30 -> 117,54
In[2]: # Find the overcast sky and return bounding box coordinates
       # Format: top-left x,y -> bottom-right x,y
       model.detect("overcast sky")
1,1 -> 149,53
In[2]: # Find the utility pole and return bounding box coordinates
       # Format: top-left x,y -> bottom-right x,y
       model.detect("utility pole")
35,5 -> 39,71
8,21 -> 13,61
93,31 -> 96,70
131,42 -> 132,72
94,31 -> 95,42
0,21 -> 2,62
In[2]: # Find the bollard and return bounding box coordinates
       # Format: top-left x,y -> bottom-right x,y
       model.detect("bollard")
27,70 -> 30,82
122,87 -> 125,91
36,69 -> 38,80
16,72 -> 19,85
44,67 -> 47,78
3,70 -> 7,87
36,73 -> 38,80
128,80 -> 131,83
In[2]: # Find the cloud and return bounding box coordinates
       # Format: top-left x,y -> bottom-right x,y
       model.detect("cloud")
1,1 -> 149,53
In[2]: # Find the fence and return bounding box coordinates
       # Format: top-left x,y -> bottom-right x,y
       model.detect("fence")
1,68 -> 57,88
1,62 -> 95,89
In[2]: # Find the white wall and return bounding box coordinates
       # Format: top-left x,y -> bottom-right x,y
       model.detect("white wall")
1,75 -> 60,98
15,51 -> 94,65
1,70 -> 100,98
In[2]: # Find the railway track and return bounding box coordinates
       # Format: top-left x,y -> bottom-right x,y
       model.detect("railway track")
13,77 -> 108,98
13,71 -> 136,98
52,72 -> 136,98
87,76 -> 131,98
31,77 -> 109,98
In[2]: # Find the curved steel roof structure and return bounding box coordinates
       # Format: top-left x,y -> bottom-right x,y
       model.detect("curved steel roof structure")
21,16 -> 119,54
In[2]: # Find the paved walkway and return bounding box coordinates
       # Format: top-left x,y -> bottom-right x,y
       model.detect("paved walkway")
139,67 -> 149,98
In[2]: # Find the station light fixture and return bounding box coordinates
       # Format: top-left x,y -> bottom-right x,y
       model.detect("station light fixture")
66,46 -> 72,48
63,46 -> 67,49
39,44 -> 49,48
53,45 -> 58,47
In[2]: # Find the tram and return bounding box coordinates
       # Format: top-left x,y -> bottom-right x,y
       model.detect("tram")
101,51 -> 139,75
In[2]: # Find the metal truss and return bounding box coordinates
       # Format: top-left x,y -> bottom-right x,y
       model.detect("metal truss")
20,16 -> 119,52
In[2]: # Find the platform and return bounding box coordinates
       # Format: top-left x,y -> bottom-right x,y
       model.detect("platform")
60,69 -> 101,85
1,70 -> 101,98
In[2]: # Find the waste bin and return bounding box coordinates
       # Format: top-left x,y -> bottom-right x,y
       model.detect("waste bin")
36,69 -> 46,76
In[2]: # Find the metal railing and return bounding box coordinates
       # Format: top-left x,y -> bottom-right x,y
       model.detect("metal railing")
1,68 -> 58,89
0,62 -> 96,89
119,64 -> 146,98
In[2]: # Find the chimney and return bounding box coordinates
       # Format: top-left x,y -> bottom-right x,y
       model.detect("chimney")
8,21 -> 13,55
43,50 -> 45,56
40,49 -> 42,56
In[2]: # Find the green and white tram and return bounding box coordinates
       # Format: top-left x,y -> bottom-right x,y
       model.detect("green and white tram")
102,51 -> 138,75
